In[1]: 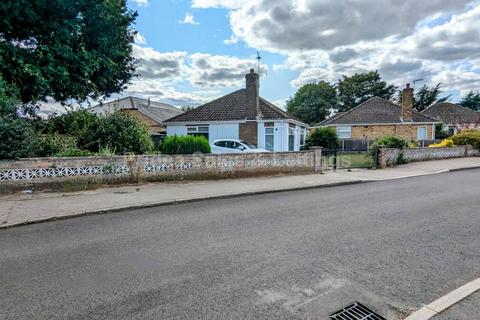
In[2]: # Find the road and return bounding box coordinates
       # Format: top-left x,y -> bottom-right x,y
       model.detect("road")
1,169 -> 480,320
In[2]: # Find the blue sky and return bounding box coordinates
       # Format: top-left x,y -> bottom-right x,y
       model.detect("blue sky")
120,0 -> 480,108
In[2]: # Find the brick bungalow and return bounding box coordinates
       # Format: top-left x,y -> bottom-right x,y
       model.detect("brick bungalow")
315,84 -> 437,141
422,102 -> 480,135
90,97 -> 182,138
164,69 -> 308,152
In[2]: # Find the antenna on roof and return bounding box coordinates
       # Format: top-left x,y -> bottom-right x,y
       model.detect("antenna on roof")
413,79 -> 424,89
256,50 -> 262,76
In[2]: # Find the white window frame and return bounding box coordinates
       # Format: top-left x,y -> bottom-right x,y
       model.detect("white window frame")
264,124 -> 275,151
336,126 -> 352,139
187,125 -> 209,138
417,126 -> 427,140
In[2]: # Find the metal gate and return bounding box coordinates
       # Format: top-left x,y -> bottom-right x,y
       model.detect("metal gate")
321,149 -> 377,171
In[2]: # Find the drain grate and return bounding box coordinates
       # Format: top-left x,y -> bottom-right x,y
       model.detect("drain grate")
329,302 -> 386,320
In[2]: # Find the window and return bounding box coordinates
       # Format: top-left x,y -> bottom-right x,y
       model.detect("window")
187,125 -> 209,139
265,125 -> 274,151
417,126 -> 427,140
300,129 -> 305,146
336,126 -> 352,139
288,127 -> 295,151
214,141 -> 226,147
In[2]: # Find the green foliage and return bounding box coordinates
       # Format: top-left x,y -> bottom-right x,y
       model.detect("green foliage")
0,116 -> 38,159
450,130 -> 480,149
34,134 -> 78,157
304,127 -> 339,149
88,112 -> 154,154
160,135 -> 211,154
0,0 -> 137,105
461,91 -> 480,111
0,76 -> 20,117
396,152 -> 408,165
54,147 -> 94,157
286,81 -> 337,125
435,123 -> 451,139
371,135 -> 411,150
337,71 -> 397,112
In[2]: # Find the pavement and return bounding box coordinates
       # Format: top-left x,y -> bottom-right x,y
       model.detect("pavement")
1,158 -> 479,228
1,169 -> 480,319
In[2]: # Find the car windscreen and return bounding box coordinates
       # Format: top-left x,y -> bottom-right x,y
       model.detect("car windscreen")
239,140 -> 256,149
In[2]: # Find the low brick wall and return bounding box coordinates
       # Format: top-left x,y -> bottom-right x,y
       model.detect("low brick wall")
0,149 -> 322,193
379,146 -> 479,167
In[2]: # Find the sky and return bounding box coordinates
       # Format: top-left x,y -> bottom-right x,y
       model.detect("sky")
107,0 -> 480,109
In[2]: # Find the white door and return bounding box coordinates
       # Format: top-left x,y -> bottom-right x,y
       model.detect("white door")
417,127 -> 427,140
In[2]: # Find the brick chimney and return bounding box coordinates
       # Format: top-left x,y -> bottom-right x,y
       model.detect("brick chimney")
245,68 -> 259,120
402,83 -> 413,122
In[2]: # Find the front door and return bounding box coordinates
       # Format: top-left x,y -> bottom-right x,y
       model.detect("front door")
417,127 -> 427,140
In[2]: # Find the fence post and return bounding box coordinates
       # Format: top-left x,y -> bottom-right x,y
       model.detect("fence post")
312,147 -> 322,173
378,148 -> 386,168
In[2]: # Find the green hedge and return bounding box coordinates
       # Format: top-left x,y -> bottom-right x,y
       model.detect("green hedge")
160,135 -> 211,154
304,127 -> 339,149
371,135 -> 412,150
451,130 -> 480,149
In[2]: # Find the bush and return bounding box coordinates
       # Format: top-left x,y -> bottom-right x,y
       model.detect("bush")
160,135 -> 211,154
54,147 -> 94,157
371,135 -> 411,150
0,116 -> 38,159
428,139 -> 454,148
435,123 -> 451,139
450,130 -> 480,149
34,134 -> 78,157
304,127 -> 339,149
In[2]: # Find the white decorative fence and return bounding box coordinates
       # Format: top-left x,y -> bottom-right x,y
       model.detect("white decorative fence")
0,149 -> 321,192
379,146 -> 479,167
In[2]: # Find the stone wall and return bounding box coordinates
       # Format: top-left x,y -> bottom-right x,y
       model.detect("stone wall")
379,146 -> 478,167
0,149 -> 321,193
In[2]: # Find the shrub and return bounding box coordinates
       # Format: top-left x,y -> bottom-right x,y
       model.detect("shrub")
0,116 -> 38,160
160,135 -> 211,154
371,135 -> 411,150
34,134 -> 78,157
54,147 -> 94,157
304,127 -> 339,149
428,139 -> 454,148
435,123 -> 451,139
83,112 -> 154,154
450,130 -> 480,149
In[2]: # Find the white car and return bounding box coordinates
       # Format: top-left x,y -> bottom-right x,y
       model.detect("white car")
210,139 -> 270,154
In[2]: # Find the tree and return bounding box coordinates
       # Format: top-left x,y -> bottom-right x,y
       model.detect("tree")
395,83 -> 450,111
337,71 -> 397,112
0,0 -> 137,105
304,127 -> 339,149
180,105 -> 196,112
286,81 -> 337,125
461,91 -> 480,111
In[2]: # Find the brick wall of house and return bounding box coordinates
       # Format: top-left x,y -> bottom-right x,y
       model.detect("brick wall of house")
121,109 -> 164,133
239,122 -> 258,146
350,124 -> 433,140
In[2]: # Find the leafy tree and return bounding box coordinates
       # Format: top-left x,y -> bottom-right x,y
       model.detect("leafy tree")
286,81 -> 337,125
180,105 -> 196,112
304,127 -> 339,149
0,0 -> 137,105
337,71 -> 397,112
461,91 -> 480,111
396,83 -> 450,111
0,116 -> 38,159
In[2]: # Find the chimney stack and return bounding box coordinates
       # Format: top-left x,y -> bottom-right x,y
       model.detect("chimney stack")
245,69 -> 259,120
402,83 -> 413,122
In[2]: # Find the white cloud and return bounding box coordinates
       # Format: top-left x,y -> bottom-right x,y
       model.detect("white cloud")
131,0 -> 148,7
134,32 -> 146,45
223,34 -> 239,45
179,13 -> 200,25
191,0 -> 244,9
